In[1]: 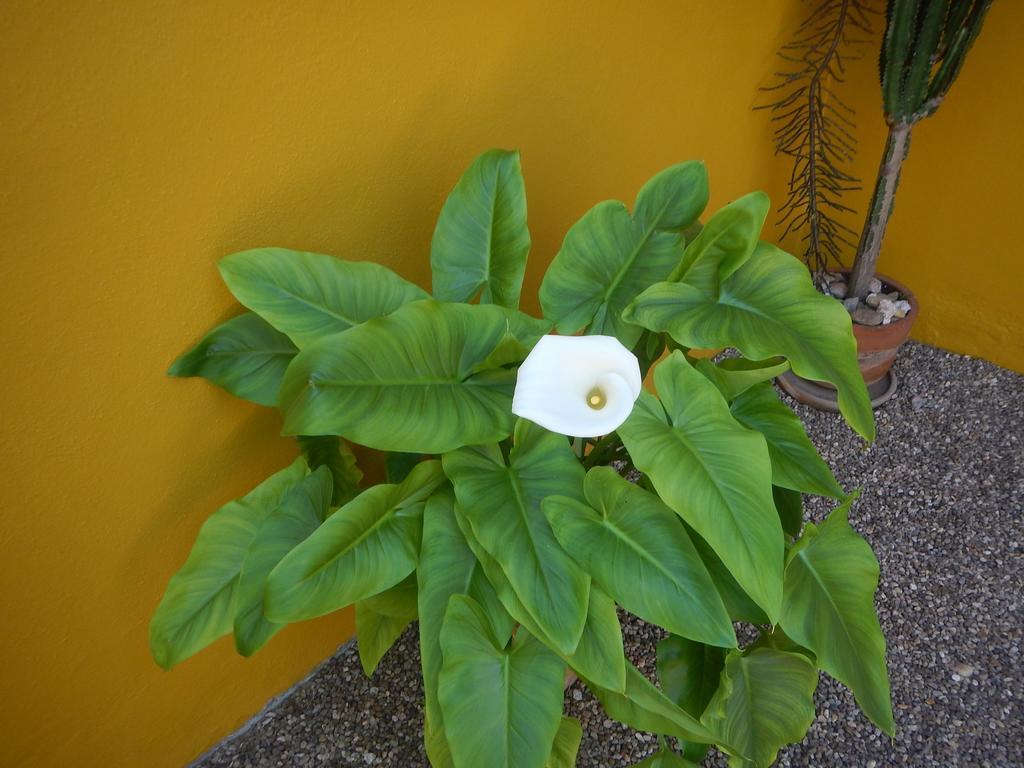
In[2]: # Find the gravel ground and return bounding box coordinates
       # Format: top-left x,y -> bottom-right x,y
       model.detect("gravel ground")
195,342 -> 1023,768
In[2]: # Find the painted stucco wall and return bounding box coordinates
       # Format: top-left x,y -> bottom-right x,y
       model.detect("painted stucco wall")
0,2 -> 798,765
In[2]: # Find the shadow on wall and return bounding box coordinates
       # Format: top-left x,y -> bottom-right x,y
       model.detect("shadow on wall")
213,94 -> 451,290
126,402 -> 286,576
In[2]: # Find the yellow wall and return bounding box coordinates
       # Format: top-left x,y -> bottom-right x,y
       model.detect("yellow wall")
0,2 -> 799,765
814,1 -> 1024,372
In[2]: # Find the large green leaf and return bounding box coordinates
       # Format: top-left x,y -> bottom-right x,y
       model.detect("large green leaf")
617,352 -> 783,621
780,499 -> 894,735
669,191 -> 770,288
773,486 -> 804,539
657,635 -> 726,720
729,383 -> 844,499
430,149 -> 531,308
625,243 -> 874,440
633,161 -> 710,232
634,746 -> 699,767
585,663 -> 724,749
545,718 -> 583,768
452,502 -> 625,691
149,459 -> 307,669
360,572 -> 419,615
438,596 -> 565,768
168,311 -> 298,406
539,162 -> 707,347
443,420 -> 590,655
218,248 -> 428,347
234,467 -> 333,656
420,490 -> 514,646
657,635 -> 726,763
544,468 -> 734,648
265,461 -> 445,622
279,299 -> 549,452
539,201 -> 681,347
355,575 -> 418,677
569,582 -> 627,692
426,726 -> 455,768
419,488 -> 514,766
686,524 -> 769,625
747,626 -> 815,661
693,356 -> 790,403
701,649 -> 818,768
296,435 -> 362,506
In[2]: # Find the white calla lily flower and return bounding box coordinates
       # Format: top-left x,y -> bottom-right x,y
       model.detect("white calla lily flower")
512,334 -> 643,438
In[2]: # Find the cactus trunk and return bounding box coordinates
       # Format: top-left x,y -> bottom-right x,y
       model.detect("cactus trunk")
848,0 -> 991,300
848,122 -> 911,299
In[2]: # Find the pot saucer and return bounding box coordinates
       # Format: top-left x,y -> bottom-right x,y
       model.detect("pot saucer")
776,370 -> 898,412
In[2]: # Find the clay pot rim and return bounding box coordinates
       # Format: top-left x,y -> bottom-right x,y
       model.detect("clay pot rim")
833,269 -> 919,332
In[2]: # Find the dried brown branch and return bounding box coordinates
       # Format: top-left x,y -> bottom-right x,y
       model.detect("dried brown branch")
759,0 -> 875,288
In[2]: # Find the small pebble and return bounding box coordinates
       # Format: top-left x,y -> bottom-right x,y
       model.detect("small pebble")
954,663 -> 976,678
852,306 -> 884,326
829,281 -> 848,298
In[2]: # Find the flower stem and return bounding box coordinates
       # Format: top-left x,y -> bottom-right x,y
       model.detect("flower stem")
573,437 -> 586,461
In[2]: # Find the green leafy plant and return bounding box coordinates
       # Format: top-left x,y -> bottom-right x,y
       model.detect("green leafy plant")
151,149 -> 893,767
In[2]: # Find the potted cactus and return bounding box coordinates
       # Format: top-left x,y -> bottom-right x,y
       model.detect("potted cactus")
767,0 -> 993,409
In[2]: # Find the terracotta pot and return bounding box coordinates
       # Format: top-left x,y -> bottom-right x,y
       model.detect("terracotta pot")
778,272 -> 918,411
851,273 -> 918,386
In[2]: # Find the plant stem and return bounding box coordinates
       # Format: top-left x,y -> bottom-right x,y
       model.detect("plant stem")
848,122 -> 912,298
584,432 -> 622,468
